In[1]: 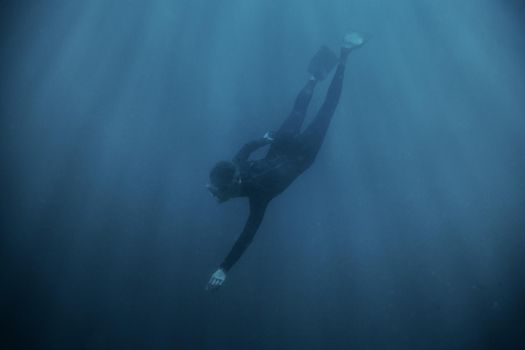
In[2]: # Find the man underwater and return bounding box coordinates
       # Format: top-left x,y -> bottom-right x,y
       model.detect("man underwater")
206,33 -> 365,291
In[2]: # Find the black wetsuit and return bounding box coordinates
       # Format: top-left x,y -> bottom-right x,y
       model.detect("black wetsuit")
220,62 -> 346,271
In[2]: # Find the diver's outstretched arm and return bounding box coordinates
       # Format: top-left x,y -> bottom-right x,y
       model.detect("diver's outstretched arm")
206,197 -> 269,291
221,197 -> 268,271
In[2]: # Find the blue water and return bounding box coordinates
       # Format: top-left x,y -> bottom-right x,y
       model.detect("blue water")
1,1 -> 524,349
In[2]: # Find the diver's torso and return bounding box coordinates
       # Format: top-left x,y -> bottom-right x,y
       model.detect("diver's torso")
239,152 -> 311,198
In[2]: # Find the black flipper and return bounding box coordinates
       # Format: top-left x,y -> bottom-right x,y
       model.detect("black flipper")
307,46 -> 338,81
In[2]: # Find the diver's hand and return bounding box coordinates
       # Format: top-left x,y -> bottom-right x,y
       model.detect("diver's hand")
263,131 -> 275,142
206,268 -> 226,291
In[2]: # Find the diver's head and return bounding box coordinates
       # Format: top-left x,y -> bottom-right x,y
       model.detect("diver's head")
207,161 -> 240,202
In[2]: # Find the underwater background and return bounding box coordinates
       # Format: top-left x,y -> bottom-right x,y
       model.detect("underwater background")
1,0 -> 524,349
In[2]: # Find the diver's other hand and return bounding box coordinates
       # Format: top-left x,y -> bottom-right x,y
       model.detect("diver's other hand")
263,131 -> 275,142
206,268 -> 226,291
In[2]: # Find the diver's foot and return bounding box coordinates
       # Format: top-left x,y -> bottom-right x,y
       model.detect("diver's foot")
340,32 -> 365,61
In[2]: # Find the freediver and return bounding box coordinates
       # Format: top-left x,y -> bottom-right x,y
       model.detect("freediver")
206,33 -> 365,290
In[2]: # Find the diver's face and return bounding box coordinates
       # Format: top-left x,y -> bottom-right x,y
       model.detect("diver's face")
207,184 -> 225,202
207,177 -> 241,203
206,182 -> 234,203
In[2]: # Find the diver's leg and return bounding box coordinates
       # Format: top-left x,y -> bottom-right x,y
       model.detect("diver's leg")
276,78 -> 317,135
301,33 -> 364,160
301,63 -> 345,159
265,78 -> 317,159
274,45 -> 341,136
